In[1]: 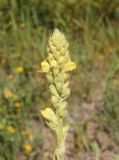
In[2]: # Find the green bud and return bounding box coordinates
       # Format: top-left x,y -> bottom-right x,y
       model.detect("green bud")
46,72 -> 54,83
51,96 -> 59,108
49,84 -> 59,97
48,53 -> 54,61
50,45 -> 57,54
63,81 -> 70,89
61,101 -> 67,109
63,73 -> 69,82
56,82 -> 63,92
61,88 -> 71,98
53,68 -> 60,76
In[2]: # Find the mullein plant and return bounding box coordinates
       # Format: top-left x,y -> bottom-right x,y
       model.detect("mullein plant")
39,29 -> 76,160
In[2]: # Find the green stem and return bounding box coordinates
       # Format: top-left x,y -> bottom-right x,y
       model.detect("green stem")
53,114 -> 64,160
57,118 -> 63,146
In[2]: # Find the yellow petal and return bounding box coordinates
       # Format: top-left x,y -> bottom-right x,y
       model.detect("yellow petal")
40,61 -> 50,73
64,62 -> 76,72
41,108 -> 57,123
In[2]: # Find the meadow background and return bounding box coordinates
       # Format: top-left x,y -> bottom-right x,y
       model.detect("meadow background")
0,0 -> 119,160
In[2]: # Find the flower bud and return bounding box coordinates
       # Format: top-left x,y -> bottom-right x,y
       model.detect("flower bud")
63,81 -> 70,89
61,101 -> 68,109
48,53 -> 54,61
53,68 -> 60,76
46,72 -> 54,83
62,88 -> 71,98
50,60 -> 58,68
49,29 -> 68,54
51,96 -> 59,108
56,82 -> 63,92
63,73 -> 69,82
41,108 -> 57,123
50,45 -> 57,54
49,84 -> 59,97
59,56 -> 65,64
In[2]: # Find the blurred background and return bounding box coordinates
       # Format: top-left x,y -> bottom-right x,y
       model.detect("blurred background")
0,0 -> 119,160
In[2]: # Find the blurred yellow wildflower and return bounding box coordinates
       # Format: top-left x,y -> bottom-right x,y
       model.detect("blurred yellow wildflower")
0,123 -> 4,130
16,66 -> 24,73
14,102 -> 22,109
41,108 -> 57,123
3,87 -> 13,99
21,130 -> 33,140
7,74 -> 14,80
24,144 -> 32,153
7,126 -> 15,134
64,62 -> 76,72
113,79 -> 119,85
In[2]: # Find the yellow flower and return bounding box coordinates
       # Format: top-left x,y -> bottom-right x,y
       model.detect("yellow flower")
41,108 -> 57,123
7,126 -> 15,134
24,144 -> 32,153
3,87 -> 13,99
21,130 -> 33,140
14,102 -> 22,109
40,61 -> 50,73
64,62 -> 76,72
0,123 -> 4,130
16,66 -> 24,73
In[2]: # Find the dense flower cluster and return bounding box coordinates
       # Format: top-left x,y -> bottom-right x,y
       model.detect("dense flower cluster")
40,29 -> 76,160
